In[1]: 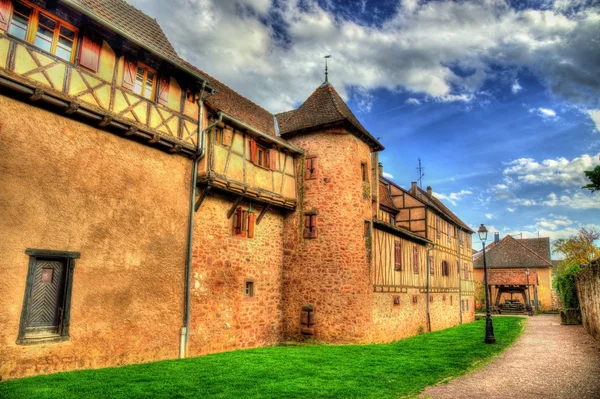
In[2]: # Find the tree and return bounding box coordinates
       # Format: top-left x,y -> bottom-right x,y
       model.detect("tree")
553,227 -> 600,266
582,165 -> 600,193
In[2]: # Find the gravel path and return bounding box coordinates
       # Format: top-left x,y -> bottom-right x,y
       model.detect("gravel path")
421,314 -> 600,399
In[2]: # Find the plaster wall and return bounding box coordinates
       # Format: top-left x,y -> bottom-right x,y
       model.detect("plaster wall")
0,95 -> 191,379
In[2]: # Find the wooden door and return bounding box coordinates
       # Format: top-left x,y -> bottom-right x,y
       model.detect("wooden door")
25,258 -> 67,336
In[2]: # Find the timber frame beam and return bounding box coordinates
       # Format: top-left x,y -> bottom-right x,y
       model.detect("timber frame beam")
194,187 -> 211,212
256,204 -> 271,225
226,196 -> 244,219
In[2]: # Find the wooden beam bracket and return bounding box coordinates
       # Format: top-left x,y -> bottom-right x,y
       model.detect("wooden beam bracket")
99,114 -> 113,127
227,196 -> 244,219
256,204 -> 271,225
125,126 -> 138,136
194,186 -> 211,212
30,87 -> 44,101
65,100 -> 80,114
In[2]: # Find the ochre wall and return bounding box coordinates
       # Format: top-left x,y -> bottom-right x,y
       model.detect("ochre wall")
0,95 -> 191,379
189,194 -> 284,355
282,131 -> 374,343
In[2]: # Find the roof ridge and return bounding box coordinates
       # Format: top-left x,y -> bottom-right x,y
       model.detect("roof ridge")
326,84 -> 348,122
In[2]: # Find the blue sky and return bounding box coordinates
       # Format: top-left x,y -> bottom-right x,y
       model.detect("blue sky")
128,0 -> 600,252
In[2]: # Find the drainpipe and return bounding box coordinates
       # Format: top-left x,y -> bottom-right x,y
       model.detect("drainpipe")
426,243 -> 435,333
181,87 -> 224,358
458,229 -> 462,325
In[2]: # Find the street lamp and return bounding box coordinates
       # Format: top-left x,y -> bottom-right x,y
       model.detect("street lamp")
478,224 -> 496,344
525,269 -> 533,316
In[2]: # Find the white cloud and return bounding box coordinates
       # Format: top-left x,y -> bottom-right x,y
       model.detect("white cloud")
405,98 -> 421,105
503,153 -> 600,187
535,215 -> 574,230
485,213 -> 496,219
510,190 -> 600,210
588,109 -> 600,132
507,207 -> 516,212
529,107 -> 558,120
434,190 -> 473,206
127,0 -> 600,113
511,79 -> 522,94
382,172 -> 394,179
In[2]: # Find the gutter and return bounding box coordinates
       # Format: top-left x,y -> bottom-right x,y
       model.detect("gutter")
180,85 -> 223,359
426,243 -> 435,333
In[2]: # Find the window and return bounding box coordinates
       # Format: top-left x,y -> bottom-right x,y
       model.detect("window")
429,255 -> 434,275
430,295 -> 433,303
441,260 -> 449,276
303,213 -> 318,239
17,249 -> 79,345
412,246 -> 419,274
305,156 -> 318,180
389,213 -> 395,225
443,295 -> 446,301
394,241 -> 402,271
464,264 -> 469,280
233,207 -> 255,238
447,224 -> 452,244
466,299 -> 469,310
133,63 -> 156,100
361,162 -> 368,182
186,89 -> 196,103
245,281 -> 254,297
412,295 -> 418,304
436,216 -> 440,238
249,139 -> 276,170
393,296 -> 400,305
6,1 -> 78,62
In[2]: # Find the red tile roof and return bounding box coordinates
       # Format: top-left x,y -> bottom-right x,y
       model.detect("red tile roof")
379,182 -> 398,211
519,238 -> 551,262
276,83 -> 384,151
488,269 -> 538,286
474,235 -> 553,269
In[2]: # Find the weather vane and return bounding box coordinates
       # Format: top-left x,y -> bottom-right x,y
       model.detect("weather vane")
324,55 -> 331,83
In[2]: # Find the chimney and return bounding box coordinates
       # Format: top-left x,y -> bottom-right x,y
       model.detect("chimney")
378,162 -> 383,178
494,232 -> 500,244
426,186 -> 432,196
410,182 -> 418,195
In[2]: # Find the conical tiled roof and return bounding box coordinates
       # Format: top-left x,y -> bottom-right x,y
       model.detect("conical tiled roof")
276,83 -> 384,151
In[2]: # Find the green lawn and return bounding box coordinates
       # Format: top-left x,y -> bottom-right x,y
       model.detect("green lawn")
0,317 -> 524,399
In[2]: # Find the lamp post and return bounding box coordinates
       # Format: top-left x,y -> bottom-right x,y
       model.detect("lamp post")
478,224 -> 496,344
525,268 -> 533,316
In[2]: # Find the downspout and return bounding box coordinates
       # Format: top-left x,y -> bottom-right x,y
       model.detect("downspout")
426,243 -> 435,333
458,229 -> 463,324
181,87 -> 223,359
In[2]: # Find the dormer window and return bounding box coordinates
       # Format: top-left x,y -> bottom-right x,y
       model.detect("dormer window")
6,1 -> 77,63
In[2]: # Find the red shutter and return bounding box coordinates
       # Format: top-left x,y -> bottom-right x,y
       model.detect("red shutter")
269,149 -> 277,171
304,158 -> 311,180
394,241 -> 402,271
233,207 -> 243,236
122,59 -> 137,91
78,36 -> 101,72
0,0 -> 11,32
303,215 -> 311,239
248,212 -> 255,238
250,140 -> 257,163
157,76 -> 169,106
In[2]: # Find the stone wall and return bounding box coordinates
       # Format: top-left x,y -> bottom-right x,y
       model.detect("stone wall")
282,130 -> 374,343
576,259 -> 600,341
0,95 -> 191,379
189,194 -> 285,354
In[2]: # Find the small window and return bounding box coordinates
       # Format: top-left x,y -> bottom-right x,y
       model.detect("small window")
233,207 -> 255,238
443,295 -> 446,301
466,299 -> 469,310
249,139 -> 274,169
7,1 -> 78,62
305,156 -> 318,180
133,63 -> 157,100
450,295 -> 453,306
412,246 -> 419,274
17,249 -> 79,345
429,295 -> 433,303
464,264 -> 469,280
436,216 -> 440,238
412,295 -> 418,304
303,213 -> 318,239
394,241 -> 402,271
186,89 -> 196,103
393,296 -> 400,305
214,128 -> 223,145
447,224 -> 452,244
361,162 -> 368,182
389,213 -> 395,225
442,260 -> 449,276
245,281 -> 254,297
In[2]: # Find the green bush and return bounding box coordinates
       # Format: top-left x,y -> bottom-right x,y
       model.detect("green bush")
553,263 -> 580,309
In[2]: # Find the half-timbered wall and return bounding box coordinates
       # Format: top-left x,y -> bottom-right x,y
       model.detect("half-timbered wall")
208,126 -> 297,201
387,184 -> 427,238
0,3 -> 200,151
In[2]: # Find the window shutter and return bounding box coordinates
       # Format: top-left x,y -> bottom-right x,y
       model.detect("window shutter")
241,210 -> 248,237
157,76 -> 170,106
394,241 -> 402,271
429,256 -> 434,275
304,158 -> 311,180
233,207 -> 244,236
269,149 -> 277,171
413,246 -> 419,274
247,212 -> 255,238
250,140 -> 258,164
122,58 -> 137,91
78,36 -> 101,72
436,216 -> 440,238
0,0 -> 11,32
310,215 -> 318,238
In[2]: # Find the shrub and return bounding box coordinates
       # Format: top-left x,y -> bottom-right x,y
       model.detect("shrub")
553,263 -> 580,309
